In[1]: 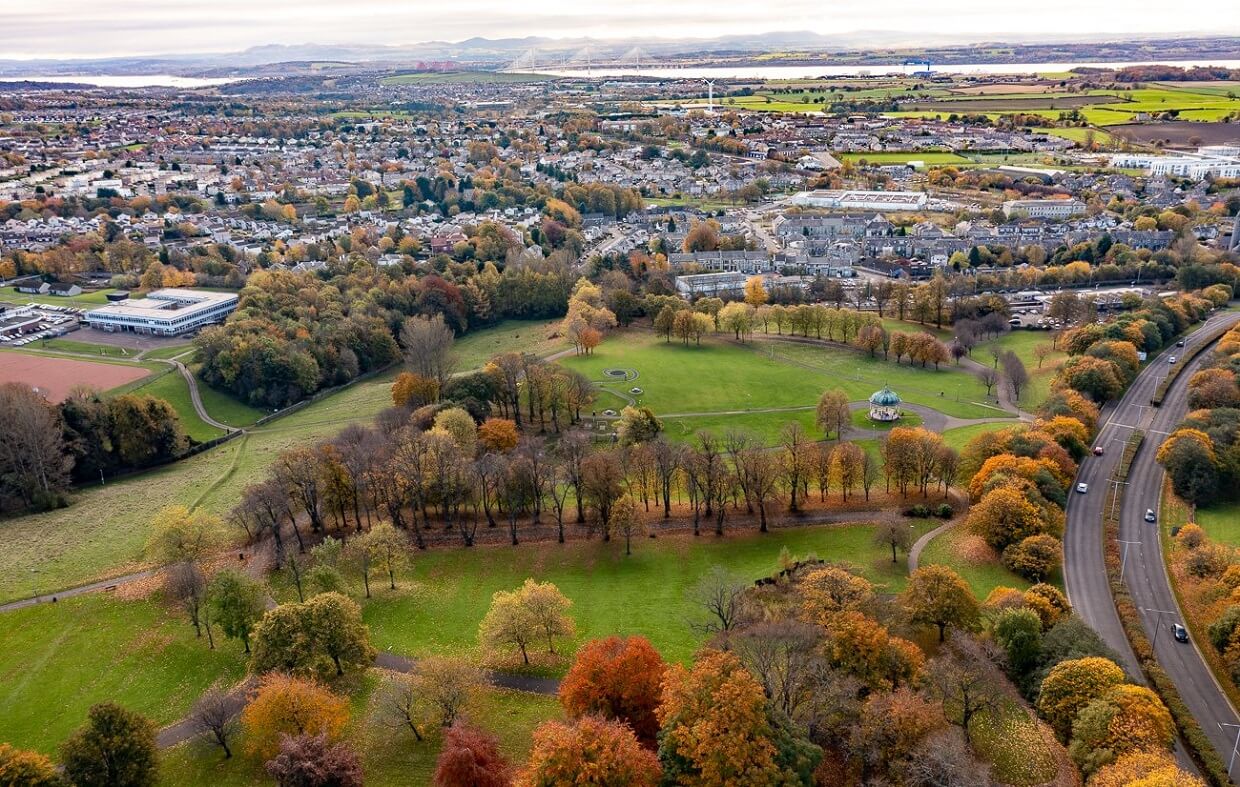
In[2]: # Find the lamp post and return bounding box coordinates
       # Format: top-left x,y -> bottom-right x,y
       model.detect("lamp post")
1221,722 -> 1240,781
1139,607 -> 1178,650
1108,478 -> 1130,520
1117,539 -> 1141,582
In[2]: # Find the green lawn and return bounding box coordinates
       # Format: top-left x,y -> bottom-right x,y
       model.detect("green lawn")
838,152 -> 972,166
0,320 -> 563,602
161,675 -> 561,787
0,595 -> 246,753
454,318 -> 565,370
942,422 -> 1011,452
359,520 -> 936,669
977,329 -> 1066,410
1195,501 -> 1240,546
140,343 -> 196,361
125,369 -> 225,442
918,525 -> 1035,598
559,333 -> 1005,444
32,338 -> 135,358
0,286 -> 117,307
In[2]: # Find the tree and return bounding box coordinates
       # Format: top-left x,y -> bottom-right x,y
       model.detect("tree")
689,565 -> 749,635
391,371 -> 440,409
265,734 -> 362,787
798,566 -> 874,623
190,682 -> 238,759
479,580 -> 574,665
718,302 -> 755,341
994,607 -> 1043,676
1033,342 -> 1054,369
559,636 -> 667,746
61,702 -> 158,787
1091,750 -> 1205,787
730,620 -> 821,726
849,688 -> 947,779
616,406 -> 663,445
902,565 -> 980,642
0,743 -> 68,787
927,635 -> 1006,744
519,716 -> 661,787
966,486 -> 1048,551
520,579 -> 575,655
658,650 -> 818,786
0,382 -> 71,509
208,569 -> 266,653
357,521 -> 407,593
815,388 -> 850,440
433,723 -> 512,787
1068,684 -> 1174,775
873,519 -> 915,564
148,505 -> 217,564
167,560 -> 213,647
744,276 -> 769,307
1036,656 -> 1125,740
249,593 -> 375,678
241,674 -> 349,760
611,495 -> 647,556
1002,534 -> 1063,582
400,314 -> 457,389
477,418 -> 519,453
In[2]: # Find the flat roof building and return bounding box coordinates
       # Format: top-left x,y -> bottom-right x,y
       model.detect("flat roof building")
788,189 -> 928,211
84,289 -> 238,336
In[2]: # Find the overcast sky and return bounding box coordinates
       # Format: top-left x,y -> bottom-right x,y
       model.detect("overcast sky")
4,0 -> 1240,60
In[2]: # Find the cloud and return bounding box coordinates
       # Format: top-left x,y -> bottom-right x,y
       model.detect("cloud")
1,0 -> 1238,60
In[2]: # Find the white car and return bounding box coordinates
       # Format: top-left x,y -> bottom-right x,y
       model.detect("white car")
1168,356 -> 1177,364
1145,509 -> 1157,523
1076,482 -> 1089,494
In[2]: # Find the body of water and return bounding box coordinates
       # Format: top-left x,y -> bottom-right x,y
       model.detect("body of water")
535,58 -> 1240,80
0,74 -> 238,88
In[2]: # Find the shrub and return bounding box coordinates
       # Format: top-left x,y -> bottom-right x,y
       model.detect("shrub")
935,503 -> 954,519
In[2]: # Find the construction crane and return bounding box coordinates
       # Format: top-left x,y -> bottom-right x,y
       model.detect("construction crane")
902,59 -> 932,77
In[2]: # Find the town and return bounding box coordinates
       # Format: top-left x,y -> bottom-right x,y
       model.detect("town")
2,24 -> 1240,787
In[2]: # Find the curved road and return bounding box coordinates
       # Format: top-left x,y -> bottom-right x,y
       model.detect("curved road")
1122,313 -> 1240,773
1064,310 -> 1240,773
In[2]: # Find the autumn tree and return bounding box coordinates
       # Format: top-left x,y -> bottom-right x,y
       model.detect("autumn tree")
1068,684 -> 1174,775
966,486 -> 1049,551
0,743 -> 67,787
616,406 -> 663,446
384,656 -> 482,737
657,650 -> 820,785
1036,656 -> 1126,740
479,580 -> 574,664
744,276 -> 769,307
849,687 -> 946,780
61,702 -> 158,787
208,569 -> 265,654
798,566 -> 874,624
1091,750 -> 1205,787
611,495 -> 647,556
519,716 -> 661,787
241,674 -> 349,760
249,592 -> 375,678
433,723 -> 512,787
400,314 -> 457,389
559,636 -> 667,746
477,417 -> 519,453
873,519 -> 915,564
815,389 -> 850,440
265,734 -> 362,787
902,565 -> 980,642
391,371 -> 440,409
1002,534 -> 1063,583
355,521 -> 407,594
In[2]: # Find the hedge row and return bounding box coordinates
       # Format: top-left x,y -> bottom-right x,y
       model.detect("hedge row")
1102,430 -> 1232,785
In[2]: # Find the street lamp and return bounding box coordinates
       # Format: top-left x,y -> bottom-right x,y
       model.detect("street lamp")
1108,478 -> 1130,521
1221,722 -> 1240,781
1117,539 -> 1141,581
1140,607 -> 1178,650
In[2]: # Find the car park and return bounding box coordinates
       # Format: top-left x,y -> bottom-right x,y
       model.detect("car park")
1076,482 -> 1088,494
1173,624 -> 1189,643
1144,509 -> 1156,523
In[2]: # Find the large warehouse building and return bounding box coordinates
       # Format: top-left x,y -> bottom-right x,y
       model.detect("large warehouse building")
84,289 -> 238,336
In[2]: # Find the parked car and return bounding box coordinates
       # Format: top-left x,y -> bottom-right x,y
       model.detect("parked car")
1144,509 -> 1156,523
1093,446 -> 1105,456
1076,482 -> 1089,494
1173,624 -> 1189,643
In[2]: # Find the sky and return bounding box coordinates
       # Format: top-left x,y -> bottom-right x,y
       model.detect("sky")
3,0 -> 1240,61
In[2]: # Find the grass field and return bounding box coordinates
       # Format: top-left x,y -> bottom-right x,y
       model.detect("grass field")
0,286 -> 117,307
918,525 -> 1038,598
1194,500 -> 1240,546
125,368 -> 225,442
558,332 -> 1006,446
942,422 -> 1011,452
838,151 -> 973,166
357,520 -> 937,669
0,320 -> 566,602
0,594 -> 246,753
33,338 -> 136,358
979,330 -> 1066,410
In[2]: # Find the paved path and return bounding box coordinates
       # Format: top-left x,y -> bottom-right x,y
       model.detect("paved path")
907,519 -> 958,574
0,567 -> 161,612
168,359 -> 235,432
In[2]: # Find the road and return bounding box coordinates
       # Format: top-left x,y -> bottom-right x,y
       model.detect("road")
1120,312 -> 1240,774
1063,310 -> 1239,773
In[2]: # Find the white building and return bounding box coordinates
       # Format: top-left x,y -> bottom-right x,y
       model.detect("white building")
1108,148 -> 1240,180
1002,199 -> 1087,219
789,189 -> 928,211
84,289 -> 238,336
674,271 -> 747,298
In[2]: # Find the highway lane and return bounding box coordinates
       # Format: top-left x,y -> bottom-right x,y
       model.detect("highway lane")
1063,309 -> 1239,773
1120,312 -> 1240,775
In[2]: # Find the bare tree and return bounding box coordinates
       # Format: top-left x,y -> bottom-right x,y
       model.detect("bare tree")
1001,350 -> 1029,403
399,314 -> 457,389
732,620 -> 821,722
979,367 -> 999,397
650,438 -> 682,519
690,565 -> 749,636
901,727 -> 991,787
0,382 -> 72,508
191,682 -> 239,758
167,561 -> 213,648
927,635 -> 1006,745
873,520 -> 915,564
